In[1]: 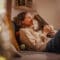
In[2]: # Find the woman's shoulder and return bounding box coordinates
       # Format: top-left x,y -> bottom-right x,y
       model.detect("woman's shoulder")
20,28 -> 28,31
20,28 -> 31,33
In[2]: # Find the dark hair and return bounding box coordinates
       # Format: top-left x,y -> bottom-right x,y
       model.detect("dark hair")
13,11 -> 27,28
17,11 -> 27,21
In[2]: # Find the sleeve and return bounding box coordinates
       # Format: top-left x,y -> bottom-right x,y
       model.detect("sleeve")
40,34 -> 47,42
19,29 -> 37,50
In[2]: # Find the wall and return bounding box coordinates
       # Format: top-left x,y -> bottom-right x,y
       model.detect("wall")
11,0 -> 22,20
11,0 -> 60,29
34,0 -> 60,29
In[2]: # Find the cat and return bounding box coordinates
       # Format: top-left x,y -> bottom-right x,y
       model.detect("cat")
0,15 -> 21,58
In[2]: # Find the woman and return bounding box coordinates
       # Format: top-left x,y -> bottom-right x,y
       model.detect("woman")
19,11 -> 60,53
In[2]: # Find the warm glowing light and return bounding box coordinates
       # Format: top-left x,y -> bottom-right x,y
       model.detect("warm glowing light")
0,56 -> 6,60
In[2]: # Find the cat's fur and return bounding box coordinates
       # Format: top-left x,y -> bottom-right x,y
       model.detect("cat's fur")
0,15 -> 21,58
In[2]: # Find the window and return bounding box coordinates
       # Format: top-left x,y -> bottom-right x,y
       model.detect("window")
0,0 -> 6,14
15,0 -> 33,9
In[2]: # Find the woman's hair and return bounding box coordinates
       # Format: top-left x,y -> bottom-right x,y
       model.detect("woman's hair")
17,11 -> 27,21
13,11 -> 27,27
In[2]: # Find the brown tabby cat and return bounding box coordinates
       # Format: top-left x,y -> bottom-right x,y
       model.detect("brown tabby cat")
0,14 -> 21,58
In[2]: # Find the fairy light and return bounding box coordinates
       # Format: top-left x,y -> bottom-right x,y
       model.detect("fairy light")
0,56 -> 6,60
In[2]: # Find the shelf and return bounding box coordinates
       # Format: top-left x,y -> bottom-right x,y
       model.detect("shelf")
14,6 -> 33,11
14,0 -> 33,10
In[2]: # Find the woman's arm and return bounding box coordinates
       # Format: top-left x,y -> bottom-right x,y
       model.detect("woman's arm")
19,29 -> 38,50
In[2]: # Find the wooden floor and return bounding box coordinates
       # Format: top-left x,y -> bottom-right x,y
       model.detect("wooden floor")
12,51 -> 60,60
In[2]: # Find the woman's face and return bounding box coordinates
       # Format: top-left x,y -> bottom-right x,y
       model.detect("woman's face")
22,13 -> 33,26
